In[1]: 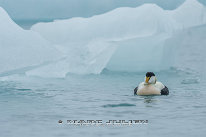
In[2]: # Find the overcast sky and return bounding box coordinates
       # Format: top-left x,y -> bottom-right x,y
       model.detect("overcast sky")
0,0 -> 205,21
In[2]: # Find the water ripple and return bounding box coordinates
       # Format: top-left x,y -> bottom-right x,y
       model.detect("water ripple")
102,103 -> 136,108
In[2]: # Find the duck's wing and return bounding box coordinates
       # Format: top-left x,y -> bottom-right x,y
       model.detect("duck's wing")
134,82 -> 144,95
161,86 -> 169,95
134,87 -> 138,95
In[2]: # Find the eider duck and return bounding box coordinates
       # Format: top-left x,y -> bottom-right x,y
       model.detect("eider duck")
134,72 -> 169,95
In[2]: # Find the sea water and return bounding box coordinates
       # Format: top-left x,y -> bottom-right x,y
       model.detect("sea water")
0,69 -> 205,137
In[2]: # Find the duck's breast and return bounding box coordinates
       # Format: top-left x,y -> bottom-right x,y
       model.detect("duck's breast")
137,85 -> 161,95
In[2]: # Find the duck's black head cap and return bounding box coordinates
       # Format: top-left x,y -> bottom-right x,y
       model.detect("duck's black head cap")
146,72 -> 155,77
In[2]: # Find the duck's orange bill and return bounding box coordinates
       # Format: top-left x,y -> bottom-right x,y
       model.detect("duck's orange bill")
145,77 -> 150,83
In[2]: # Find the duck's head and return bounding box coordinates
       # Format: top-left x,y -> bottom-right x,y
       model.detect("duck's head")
145,72 -> 157,84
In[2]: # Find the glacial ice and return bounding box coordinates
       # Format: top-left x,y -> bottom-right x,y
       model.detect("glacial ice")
29,0 -> 206,76
31,0 -> 206,42
163,25 -> 206,75
106,33 -> 171,72
1,0 -> 206,78
26,41 -> 117,77
0,7 -> 62,75
31,4 -> 181,43
171,0 -> 206,28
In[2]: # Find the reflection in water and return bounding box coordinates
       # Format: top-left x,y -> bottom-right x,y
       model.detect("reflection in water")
102,103 -> 136,108
139,96 -> 158,104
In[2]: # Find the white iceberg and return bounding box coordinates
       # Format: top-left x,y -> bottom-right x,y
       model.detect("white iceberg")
31,4 -> 181,43
29,0 -> 206,77
171,0 -> 206,28
163,24 -> 206,74
1,0 -> 206,78
26,40 -> 117,77
0,7 -> 62,75
32,0 -> 206,43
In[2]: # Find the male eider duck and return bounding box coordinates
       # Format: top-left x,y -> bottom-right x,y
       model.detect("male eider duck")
134,72 -> 169,95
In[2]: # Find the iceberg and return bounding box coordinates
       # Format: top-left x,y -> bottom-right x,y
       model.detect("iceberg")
106,33 -> 171,72
31,0 -> 206,43
26,40 -> 117,77
1,0 -> 206,78
171,0 -> 206,28
163,25 -> 206,74
29,0 -> 206,77
0,7 -> 62,75
106,0 -> 206,72
31,4 -> 181,43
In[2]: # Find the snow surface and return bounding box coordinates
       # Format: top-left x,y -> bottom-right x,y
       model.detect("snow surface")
1,0 -> 206,78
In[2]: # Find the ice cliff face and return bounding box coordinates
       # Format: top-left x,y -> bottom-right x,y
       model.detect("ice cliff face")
0,0 -> 206,78
163,25 -> 206,74
0,7 -> 62,76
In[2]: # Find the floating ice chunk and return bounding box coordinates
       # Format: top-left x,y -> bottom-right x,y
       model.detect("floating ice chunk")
30,0 -> 206,75
31,0 -> 206,45
171,0 -> 206,28
0,7 -> 62,75
31,4 -> 181,44
26,40 -> 117,78
106,33 -> 171,72
163,24 -> 206,76
2,0 -> 206,78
